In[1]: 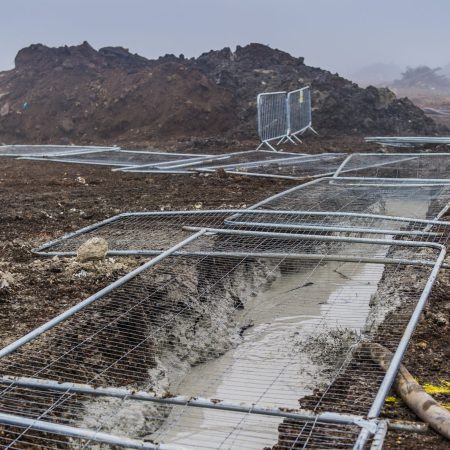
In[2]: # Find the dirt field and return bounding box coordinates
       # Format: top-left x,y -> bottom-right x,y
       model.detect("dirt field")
0,156 -> 449,449
0,157 -> 298,344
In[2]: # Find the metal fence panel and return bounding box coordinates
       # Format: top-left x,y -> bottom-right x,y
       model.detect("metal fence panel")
287,86 -> 312,136
257,91 -> 288,146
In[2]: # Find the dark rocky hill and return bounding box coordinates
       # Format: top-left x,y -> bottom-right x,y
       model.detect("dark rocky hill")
0,42 -> 442,145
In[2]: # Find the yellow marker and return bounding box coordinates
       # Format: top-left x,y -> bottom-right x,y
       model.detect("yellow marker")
423,381 -> 450,395
384,380 -> 450,408
299,92 -> 304,103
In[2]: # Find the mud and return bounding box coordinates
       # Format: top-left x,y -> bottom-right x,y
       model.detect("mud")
0,42 -> 442,146
0,158 -> 449,449
156,254 -> 386,449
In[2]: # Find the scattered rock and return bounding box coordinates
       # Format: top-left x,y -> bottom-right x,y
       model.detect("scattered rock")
417,341 -> 428,350
76,237 -> 108,262
0,271 -> 14,287
0,102 -> 10,116
434,313 -> 448,326
0,42 -> 442,144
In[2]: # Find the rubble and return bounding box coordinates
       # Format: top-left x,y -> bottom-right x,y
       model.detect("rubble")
0,42 -> 442,146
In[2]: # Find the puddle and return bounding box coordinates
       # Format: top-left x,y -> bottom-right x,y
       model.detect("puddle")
153,197 -> 432,448
77,195 -> 435,448
153,252 -> 386,449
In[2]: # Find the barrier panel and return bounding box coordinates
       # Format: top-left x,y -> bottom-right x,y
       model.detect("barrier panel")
256,87 -> 315,150
256,91 -> 289,151
287,86 -> 313,142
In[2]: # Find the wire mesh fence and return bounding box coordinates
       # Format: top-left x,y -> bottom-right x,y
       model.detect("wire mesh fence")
0,145 -> 117,157
365,136 -> 450,146
256,91 -> 289,150
220,154 -> 347,180
334,152 -> 450,180
22,149 -> 213,167
118,150 -> 305,173
115,152 -> 345,181
2,157 -> 450,448
0,230 -> 445,449
32,177 -> 450,259
287,87 -> 312,139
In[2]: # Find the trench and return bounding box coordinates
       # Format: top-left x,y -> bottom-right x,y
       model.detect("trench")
148,197 -> 431,449
76,196 -> 433,449
150,255 -> 385,449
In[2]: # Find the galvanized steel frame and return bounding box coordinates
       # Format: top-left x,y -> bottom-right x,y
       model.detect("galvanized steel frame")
20,149 -> 212,168
1,225 -> 446,448
333,152 -> 450,180
256,91 -> 290,151
287,86 -> 313,138
4,173 -> 450,448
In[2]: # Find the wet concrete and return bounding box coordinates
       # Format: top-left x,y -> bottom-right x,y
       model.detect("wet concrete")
155,254 -> 386,449
153,196 -> 433,448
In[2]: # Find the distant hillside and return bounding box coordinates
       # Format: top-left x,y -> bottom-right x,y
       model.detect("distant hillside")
0,42 -> 441,145
350,63 -> 402,87
393,66 -> 450,90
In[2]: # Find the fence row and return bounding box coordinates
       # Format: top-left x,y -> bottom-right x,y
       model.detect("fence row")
257,86 -> 315,151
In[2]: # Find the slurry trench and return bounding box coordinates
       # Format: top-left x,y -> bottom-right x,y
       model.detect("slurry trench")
150,198 -> 430,449
73,196 -> 433,448
152,253 -> 386,449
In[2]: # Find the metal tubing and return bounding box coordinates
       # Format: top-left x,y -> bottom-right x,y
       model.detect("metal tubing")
0,230 -> 206,359
32,208 -> 450,256
201,169 -> 302,180
346,152 -> 450,156
333,154 -> 419,178
260,140 -> 279,152
182,226 -> 444,250
424,202 -> 450,232
195,154 -> 333,171
333,176 -> 450,184
32,148 -> 121,158
121,208 -> 450,226
0,412 -> 181,450
224,219 -> 442,237
115,168 -> 194,174
369,420 -> 388,450
31,249 -> 447,269
0,146 -> 119,157
114,154 -> 218,172
330,180 -> 450,188
33,214 -> 123,253
23,149 -> 204,167
0,376 -> 374,428
147,155 -> 232,170
353,244 -> 447,450
365,137 -> 450,144
20,157 -> 135,167
333,153 -> 354,178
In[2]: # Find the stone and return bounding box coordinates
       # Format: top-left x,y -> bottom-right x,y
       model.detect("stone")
76,237 -> 108,262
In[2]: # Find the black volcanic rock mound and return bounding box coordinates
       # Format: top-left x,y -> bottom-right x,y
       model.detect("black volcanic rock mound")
0,41 -> 441,144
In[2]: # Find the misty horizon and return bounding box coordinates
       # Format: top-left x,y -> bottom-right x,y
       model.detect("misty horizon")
1,0 -> 449,82
3,39 -> 450,88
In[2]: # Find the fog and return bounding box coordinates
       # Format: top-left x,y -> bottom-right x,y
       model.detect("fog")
0,0 -> 449,80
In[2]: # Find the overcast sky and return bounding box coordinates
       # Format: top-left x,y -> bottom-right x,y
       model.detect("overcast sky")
0,0 -> 449,77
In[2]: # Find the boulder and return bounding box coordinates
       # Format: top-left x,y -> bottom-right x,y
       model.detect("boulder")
77,237 -> 108,262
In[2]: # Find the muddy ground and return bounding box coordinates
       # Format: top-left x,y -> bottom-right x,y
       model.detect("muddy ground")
0,157 -> 298,345
0,155 -> 449,449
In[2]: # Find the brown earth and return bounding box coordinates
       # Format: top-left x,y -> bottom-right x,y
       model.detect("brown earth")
0,42 -> 444,147
0,157 -> 297,347
0,156 -> 449,448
